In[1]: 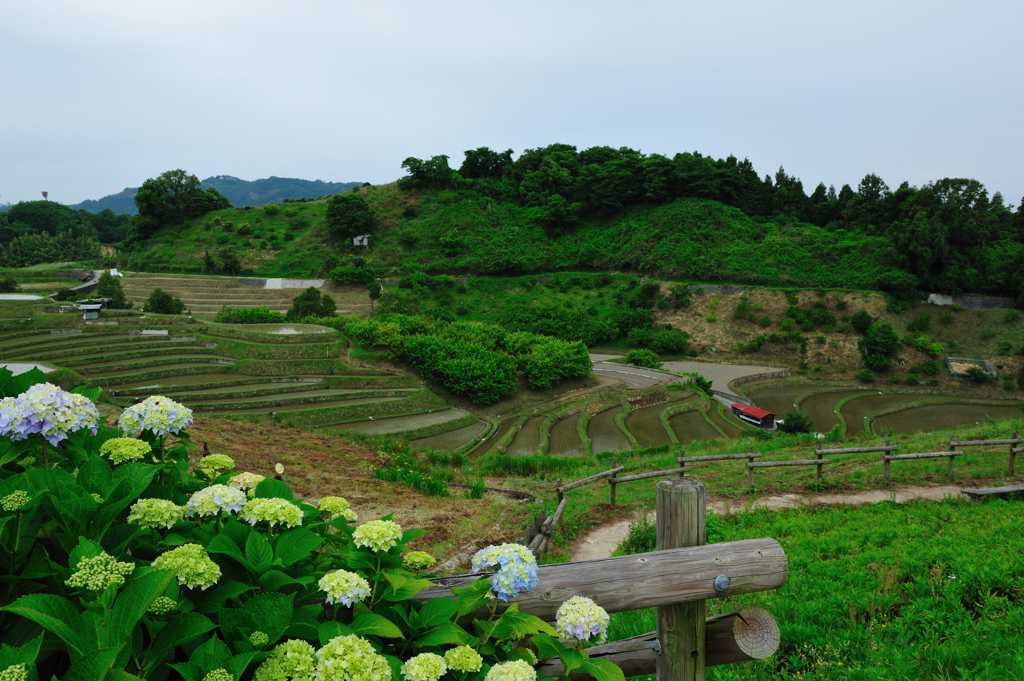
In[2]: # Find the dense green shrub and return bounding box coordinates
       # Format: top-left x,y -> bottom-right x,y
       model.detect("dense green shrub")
626,326 -> 690,354
331,257 -> 376,285
325,192 -> 373,240
922,359 -> 941,376
965,366 -> 993,383
404,335 -> 517,404
778,410 -> 814,434
858,368 -> 876,382
907,314 -> 932,334
624,349 -> 662,369
214,306 -> 286,324
858,322 -> 899,370
144,288 -> 185,315
0,273 -> 19,293
287,287 -> 336,320
851,310 -> 874,334
96,271 -> 131,309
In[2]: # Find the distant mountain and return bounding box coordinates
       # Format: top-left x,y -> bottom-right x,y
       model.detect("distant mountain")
69,175 -> 364,215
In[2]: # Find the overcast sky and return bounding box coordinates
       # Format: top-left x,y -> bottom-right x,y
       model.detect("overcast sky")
2,0 -> 1022,207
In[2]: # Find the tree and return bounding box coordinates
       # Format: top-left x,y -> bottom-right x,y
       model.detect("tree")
625,349 -> 662,370
144,288 -> 184,315
202,250 -> 216,274
366,282 -> 382,316
778,410 -> 813,434
96,271 -> 131,309
325,193 -> 374,241
850,310 -> 874,334
132,169 -> 231,239
0,274 -> 19,293
287,287 -> 336,320
458,147 -> 513,180
858,322 -> 900,371
218,248 -> 242,275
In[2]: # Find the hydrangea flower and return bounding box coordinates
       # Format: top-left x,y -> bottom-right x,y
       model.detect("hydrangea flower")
555,596 -> 609,643
319,569 -> 371,607
443,646 -> 483,673
203,670 -> 234,681
99,437 -> 152,465
91,493 -> 104,504
1,490 -> 30,512
353,519 -> 403,552
319,496 -> 358,522
229,471 -> 265,492
152,544 -> 221,590
188,484 -> 246,518
148,596 -> 177,615
65,552 -> 135,592
199,454 -> 235,470
250,631 -> 270,648
128,498 -> 186,529
401,653 -> 446,681
403,551 -> 436,571
316,635 -> 391,681
239,498 -> 303,528
118,396 -> 193,437
253,639 -> 316,681
17,456 -> 35,467
471,544 -> 539,602
484,660 -> 536,681
0,664 -> 28,681
0,383 -> 100,446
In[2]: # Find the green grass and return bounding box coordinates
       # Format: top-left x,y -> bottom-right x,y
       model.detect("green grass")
606,497 -> 1024,680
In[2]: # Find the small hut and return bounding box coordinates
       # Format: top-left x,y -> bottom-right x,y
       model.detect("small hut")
730,404 -> 776,429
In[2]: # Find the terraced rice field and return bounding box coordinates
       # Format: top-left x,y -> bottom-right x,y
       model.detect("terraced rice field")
747,386 -> 811,419
624,400 -> 697,448
799,389 -> 871,432
548,414 -> 584,457
468,420 -> 513,457
669,411 -> 722,445
588,407 -> 631,454
707,402 -> 750,438
324,409 -> 470,435
873,403 -> 1023,435
411,421 -> 488,451
506,416 -> 546,456
839,393 -> 918,435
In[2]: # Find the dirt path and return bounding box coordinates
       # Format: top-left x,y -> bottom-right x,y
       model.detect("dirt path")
570,485 -> 964,562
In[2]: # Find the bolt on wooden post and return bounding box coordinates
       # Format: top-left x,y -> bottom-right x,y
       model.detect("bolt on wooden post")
656,477 -> 706,681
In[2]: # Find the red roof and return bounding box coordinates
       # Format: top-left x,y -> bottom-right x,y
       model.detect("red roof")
731,404 -> 774,419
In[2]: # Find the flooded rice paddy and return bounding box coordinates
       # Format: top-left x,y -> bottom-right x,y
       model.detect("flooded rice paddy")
873,403 -> 1022,435
467,420 -> 513,457
506,416 -> 546,455
326,409 -> 470,435
548,414 -> 584,457
799,390 -> 871,432
839,393 -> 920,434
588,407 -> 632,454
747,386 -> 812,420
411,421 -> 488,451
669,411 -> 722,445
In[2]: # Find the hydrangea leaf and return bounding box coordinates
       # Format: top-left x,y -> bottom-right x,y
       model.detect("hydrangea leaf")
205,533 -> 252,571
142,613 -> 215,676
414,623 -> 472,648
418,597 -> 460,628
490,610 -> 557,641
244,532 -> 273,571
0,593 -> 85,655
579,658 -> 626,681
318,620 -> 355,646
350,613 -> 406,639
253,478 -> 292,501
107,566 -> 178,649
271,527 -> 322,567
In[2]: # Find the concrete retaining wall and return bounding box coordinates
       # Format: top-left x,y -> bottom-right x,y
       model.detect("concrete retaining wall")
927,293 -> 1016,310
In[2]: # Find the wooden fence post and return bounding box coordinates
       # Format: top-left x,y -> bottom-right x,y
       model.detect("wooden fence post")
815,443 -> 823,485
678,450 -> 686,477
609,462 -> 618,507
656,478 -> 706,681
1011,433 -> 1018,477
747,447 -> 755,489
884,439 -> 891,485
556,479 -> 564,505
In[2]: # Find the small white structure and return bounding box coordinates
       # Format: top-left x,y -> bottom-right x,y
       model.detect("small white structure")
79,303 -> 103,321
353,235 -> 370,249
109,268 -> 123,277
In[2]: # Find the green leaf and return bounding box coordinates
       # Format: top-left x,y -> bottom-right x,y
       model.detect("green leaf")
62,648 -> 120,681
68,537 -> 105,574
383,572 -> 408,592
107,567 -> 178,648
258,570 -> 302,592
254,478 -> 293,500
417,597 -> 460,629
350,613 -> 405,639
273,528 -> 322,567
452,578 -> 493,618
561,648 -> 586,673
0,634 -> 42,673
383,577 -> 434,601
414,623 -> 471,648
143,612 -> 215,676
284,604 -> 321,640
206,532 -> 252,570
76,455 -> 113,494
491,610 -> 557,641
531,633 -> 564,660
579,658 -> 626,681
194,580 -> 257,614
245,532 -> 274,572
0,593 -> 84,654
319,620 -> 355,646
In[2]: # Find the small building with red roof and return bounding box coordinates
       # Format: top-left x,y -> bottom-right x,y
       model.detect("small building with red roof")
730,403 -> 776,429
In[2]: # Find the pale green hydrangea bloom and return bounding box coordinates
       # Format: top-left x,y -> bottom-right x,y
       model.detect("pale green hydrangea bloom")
66,552 -> 135,592
555,595 -> 609,643
99,437 -> 152,465
239,497 -> 303,528
443,646 -> 483,673
1,490 -> 30,512
484,660 -> 536,681
203,670 -> 234,681
402,551 -> 436,571
401,653 -> 446,681
117,396 -> 193,437
153,544 -> 221,590
148,596 -> 177,615
0,663 -> 28,681
353,519 -> 403,552
253,639 -> 317,681
318,569 -> 370,607
229,471 -> 265,492
199,454 -> 235,470
187,484 -> 246,518
250,631 -> 270,648
128,498 -> 186,529
319,496 -> 357,522
17,456 -> 34,467
91,493 -> 104,504
316,635 -> 392,681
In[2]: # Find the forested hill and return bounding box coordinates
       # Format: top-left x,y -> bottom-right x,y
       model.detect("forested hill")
70,175 -> 363,215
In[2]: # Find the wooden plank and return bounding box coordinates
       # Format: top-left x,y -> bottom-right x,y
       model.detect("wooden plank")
557,466 -> 625,493
962,485 -> 1024,497
415,538 -> 789,621
950,439 -> 1024,447
885,451 -> 962,461
747,459 -> 831,469
813,445 -> 898,455
536,608 -> 780,678
1012,447 -> 1024,454
613,467 -> 693,484
656,478 -> 706,680
678,453 -> 762,463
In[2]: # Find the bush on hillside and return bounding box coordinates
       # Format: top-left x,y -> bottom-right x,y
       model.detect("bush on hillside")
404,335 -> 517,404
325,192 -> 374,240
858,322 -> 899,370
144,288 -> 184,315
907,313 -> 932,334
851,310 -> 874,334
214,306 -> 286,324
627,326 -> 690,354
625,348 -> 662,370
96,271 -> 131,309
778,410 -> 814,434
858,368 -> 876,382
331,257 -> 376,285
287,287 -> 336,320
965,366 -> 993,383
922,359 -> 941,376
0,273 -> 20,293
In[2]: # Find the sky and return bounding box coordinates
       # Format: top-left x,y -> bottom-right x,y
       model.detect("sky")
2,0 -> 1022,207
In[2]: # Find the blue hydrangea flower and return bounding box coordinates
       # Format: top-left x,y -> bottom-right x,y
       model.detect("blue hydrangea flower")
118,396 -> 193,437
471,543 -> 539,602
0,383 -> 99,446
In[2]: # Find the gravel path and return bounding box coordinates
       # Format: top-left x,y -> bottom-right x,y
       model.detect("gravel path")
586,355 -> 784,393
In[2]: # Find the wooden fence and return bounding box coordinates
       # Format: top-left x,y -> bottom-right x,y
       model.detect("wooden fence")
428,478 -> 786,680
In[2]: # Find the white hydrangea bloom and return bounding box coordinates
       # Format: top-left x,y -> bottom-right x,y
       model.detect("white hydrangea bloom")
316,635 -> 391,681
229,471 -> 265,491
443,646 -> 482,673
352,519 -> 402,552
199,454 -> 235,470
118,396 -> 193,437
555,595 -> 609,643
239,497 -> 303,528
484,660 -> 536,681
319,496 -> 358,522
401,653 -> 446,681
100,437 -> 152,464
318,569 -> 371,606
128,498 -> 186,529
152,544 -> 221,590
187,484 -> 246,518
253,639 -> 317,681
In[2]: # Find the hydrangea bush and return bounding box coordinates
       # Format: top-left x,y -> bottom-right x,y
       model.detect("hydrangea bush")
0,377 -> 624,681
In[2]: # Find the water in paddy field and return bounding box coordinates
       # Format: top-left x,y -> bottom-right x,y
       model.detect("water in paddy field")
747,386 -> 812,419
0,362 -> 54,375
669,411 -> 722,445
840,394 -> 921,435
624,398 -> 698,448
467,420 -> 513,457
799,390 -> 872,432
202,323 -> 336,334
506,416 -> 546,455
0,293 -> 43,300
588,407 -> 631,454
411,421 -> 488,451
548,414 -> 584,457
326,409 -> 470,435
872,403 -> 1023,435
